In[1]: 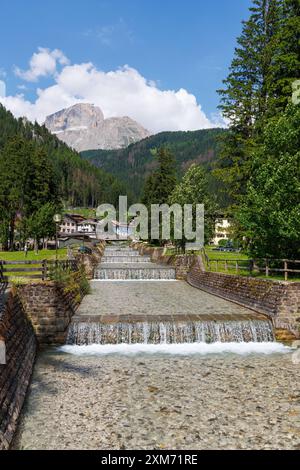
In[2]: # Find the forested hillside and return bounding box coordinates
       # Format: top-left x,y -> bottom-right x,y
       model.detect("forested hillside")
81,128 -> 226,199
0,104 -> 126,249
0,105 -> 125,207
217,0 -> 300,258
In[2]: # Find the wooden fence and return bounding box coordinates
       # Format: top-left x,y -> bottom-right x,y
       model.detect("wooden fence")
205,256 -> 300,281
0,259 -> 78,282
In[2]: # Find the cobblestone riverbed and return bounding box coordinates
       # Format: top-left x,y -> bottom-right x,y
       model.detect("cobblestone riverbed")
13,349 -> 300,450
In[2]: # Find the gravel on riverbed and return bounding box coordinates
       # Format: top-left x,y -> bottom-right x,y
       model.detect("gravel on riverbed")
13,350 -> 300,450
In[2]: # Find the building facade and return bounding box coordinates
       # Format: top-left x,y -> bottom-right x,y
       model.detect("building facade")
212,219 -> 231,245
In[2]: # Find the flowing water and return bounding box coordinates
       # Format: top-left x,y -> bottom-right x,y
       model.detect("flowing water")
14,243 -> 298,451
94,244 -> 176,280
66,319 -> 274,345
78,243 -> 275,346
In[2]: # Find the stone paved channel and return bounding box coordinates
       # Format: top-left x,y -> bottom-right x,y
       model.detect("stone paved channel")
13,244 -> 300,450
75,280 -> 265,321
14,351 -> 300,450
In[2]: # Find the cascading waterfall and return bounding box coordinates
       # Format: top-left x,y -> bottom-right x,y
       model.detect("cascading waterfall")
94,244 -> 176,280
103,250 -> 139,256
67,319 -> 274,345
65,242 -> 277,350
95,266 -> 176,280
101,256 -> 152,263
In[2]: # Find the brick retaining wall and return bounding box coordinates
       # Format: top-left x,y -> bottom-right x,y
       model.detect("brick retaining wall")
188,268 -> 300,337
0,289 -> 37,450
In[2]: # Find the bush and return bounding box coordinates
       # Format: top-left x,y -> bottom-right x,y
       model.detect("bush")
49,264 -> 90,304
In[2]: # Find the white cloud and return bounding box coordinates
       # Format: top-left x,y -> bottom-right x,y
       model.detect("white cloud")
14,47 -> 69,82
1,48 -> 226,133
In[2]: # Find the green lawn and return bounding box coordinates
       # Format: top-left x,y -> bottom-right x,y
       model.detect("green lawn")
204,247 -> 300,281
204,246 -> 249,261
0,249 -> 68,282
0,248 -> 67,262
165,245 -> 299,281
66,207 -> 97,219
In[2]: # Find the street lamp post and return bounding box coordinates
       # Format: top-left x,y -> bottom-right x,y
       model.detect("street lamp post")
53,214 -> 62,262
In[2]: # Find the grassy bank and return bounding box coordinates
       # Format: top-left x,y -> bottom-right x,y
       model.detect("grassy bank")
0,248 -> 67,262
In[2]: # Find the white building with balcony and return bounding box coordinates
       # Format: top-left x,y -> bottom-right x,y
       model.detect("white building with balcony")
212,219 -> 232,245
77,220 -> 97,234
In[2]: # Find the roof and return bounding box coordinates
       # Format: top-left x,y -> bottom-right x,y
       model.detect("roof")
63,213 -> 86,223
77,219 -> 98,225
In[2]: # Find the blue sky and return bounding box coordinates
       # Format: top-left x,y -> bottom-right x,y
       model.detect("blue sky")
0,0 -> 252,132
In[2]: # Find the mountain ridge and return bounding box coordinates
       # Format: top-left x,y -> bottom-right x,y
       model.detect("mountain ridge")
81,128 -> 226,199
45,103 -> 150,152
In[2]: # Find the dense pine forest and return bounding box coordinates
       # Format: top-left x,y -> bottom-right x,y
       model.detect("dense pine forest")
215,0 -> 300,258
0,105 -> 125,248
117,0 -> 299,258
81,128 -> 226,200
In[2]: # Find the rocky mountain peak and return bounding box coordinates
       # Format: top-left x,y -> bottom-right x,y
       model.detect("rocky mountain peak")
45,103 -> 150,152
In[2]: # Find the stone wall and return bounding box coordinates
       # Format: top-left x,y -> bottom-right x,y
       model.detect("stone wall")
76,241 -> 106,279
0,289 -> 37,450
188,268 -> 300,338
17,281 -> 84,345
131,243 -> 198,280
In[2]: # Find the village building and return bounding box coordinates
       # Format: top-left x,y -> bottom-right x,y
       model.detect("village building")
212,218 -> 232,245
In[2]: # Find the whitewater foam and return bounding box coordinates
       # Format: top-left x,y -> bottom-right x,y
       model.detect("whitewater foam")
59,342 -> 291,357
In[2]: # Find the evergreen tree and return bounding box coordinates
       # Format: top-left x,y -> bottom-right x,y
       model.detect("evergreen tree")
216,0 -> 283,201
266,0 -> 300,115
0,137 -> 34,248
169,165 -> 218,249
0,104 -> 125,211
0,136 -> 59,249
236,104 -> 300,259
142,146 -> 177,245
27,202 -> 58,250
142,147 -> 177,206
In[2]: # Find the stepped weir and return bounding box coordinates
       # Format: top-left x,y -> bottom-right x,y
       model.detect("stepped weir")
94,244 -> 176,280
66,243 -> 275,347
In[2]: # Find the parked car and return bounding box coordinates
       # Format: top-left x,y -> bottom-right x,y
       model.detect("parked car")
78,246 -> 92,255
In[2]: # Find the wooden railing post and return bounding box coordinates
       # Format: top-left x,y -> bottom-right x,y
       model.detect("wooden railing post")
42,260 -> 47,281
236,261 -> 239,274
265,259 -> 269,277
249,260 -> 254,276
284,260 -> 288,281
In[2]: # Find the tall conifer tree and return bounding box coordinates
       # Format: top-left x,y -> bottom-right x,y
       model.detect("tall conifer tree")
216,0 -> 282,201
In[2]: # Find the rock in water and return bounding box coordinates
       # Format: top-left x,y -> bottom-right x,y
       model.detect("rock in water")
45,103 -> 150,152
